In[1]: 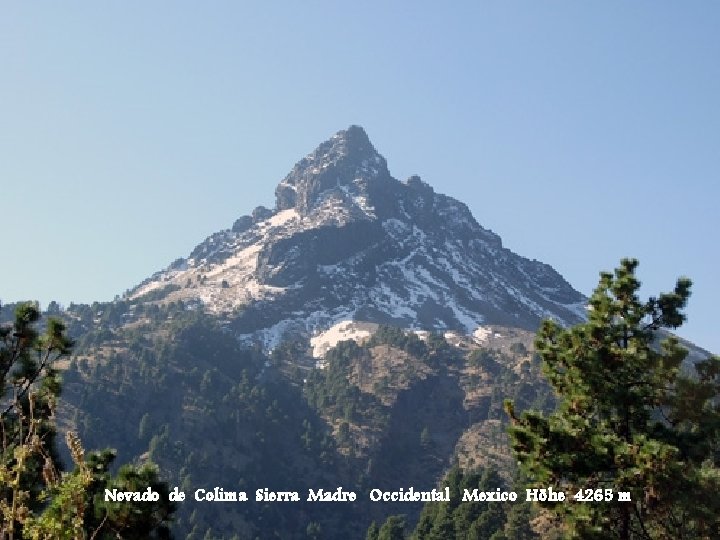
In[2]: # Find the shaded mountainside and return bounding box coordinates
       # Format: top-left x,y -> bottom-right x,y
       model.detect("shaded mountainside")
64,312 -> 356,538
61,307 -> 552,539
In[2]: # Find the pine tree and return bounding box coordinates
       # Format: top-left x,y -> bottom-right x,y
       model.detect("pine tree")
407,465 -> 510,540
1,302 -> 176,538
505,259 -> 720,539
1,302 -> 71,537
378,515 -> 406,540
366,521 -> 380,540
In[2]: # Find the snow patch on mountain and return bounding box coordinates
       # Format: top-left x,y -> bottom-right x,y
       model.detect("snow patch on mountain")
206,244 -> 262,278
131,280 -> 166,299
473,326 -> 492,344
264,208 -> 300,228
310,321 -> 378,358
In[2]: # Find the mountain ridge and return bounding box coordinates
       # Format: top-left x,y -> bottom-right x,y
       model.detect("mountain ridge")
127,125 -> 586,351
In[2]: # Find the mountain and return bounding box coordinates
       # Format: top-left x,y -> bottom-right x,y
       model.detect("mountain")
5,126 -> 714,539
41,127 -> 590,538
127,125 -> 586,351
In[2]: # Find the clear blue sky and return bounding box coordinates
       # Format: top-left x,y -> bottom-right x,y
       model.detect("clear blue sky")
2,3 -> 718,353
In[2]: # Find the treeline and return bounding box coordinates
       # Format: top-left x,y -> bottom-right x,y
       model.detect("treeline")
368,466 -> 536,540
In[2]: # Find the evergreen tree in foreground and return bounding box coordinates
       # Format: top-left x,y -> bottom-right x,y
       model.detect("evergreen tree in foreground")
1,302 -> 175,538
505,259 -> 720,539
1,303 -> 71,538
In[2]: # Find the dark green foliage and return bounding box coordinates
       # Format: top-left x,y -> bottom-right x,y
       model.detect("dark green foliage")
371,465 -> 527,540
424,332 -> 457,367
409,466 -> 510,540
304,340 -> 388,428
39,449 -> 176,538
468,349 -> 502,375
503,500 -> 537,540
378,515 -> 406,540
505,259 -> 720,539
369,326 -> 428,357
367,521 -> 380,540
271,339 -> 309,365
369,325 -> 462,369
509,342 -> 528,356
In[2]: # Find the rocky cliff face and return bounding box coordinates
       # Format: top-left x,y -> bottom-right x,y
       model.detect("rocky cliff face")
128,126 -> 586,350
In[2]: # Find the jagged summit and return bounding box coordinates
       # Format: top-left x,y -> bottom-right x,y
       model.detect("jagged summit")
329,124 -> 375,157
127,127 -> 586,350
275,125 -> 390,215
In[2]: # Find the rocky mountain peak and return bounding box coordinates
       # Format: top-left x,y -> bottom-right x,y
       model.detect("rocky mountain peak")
128,127 -> 588,351
275,125 -> 390,215
333,124 -> 374,155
